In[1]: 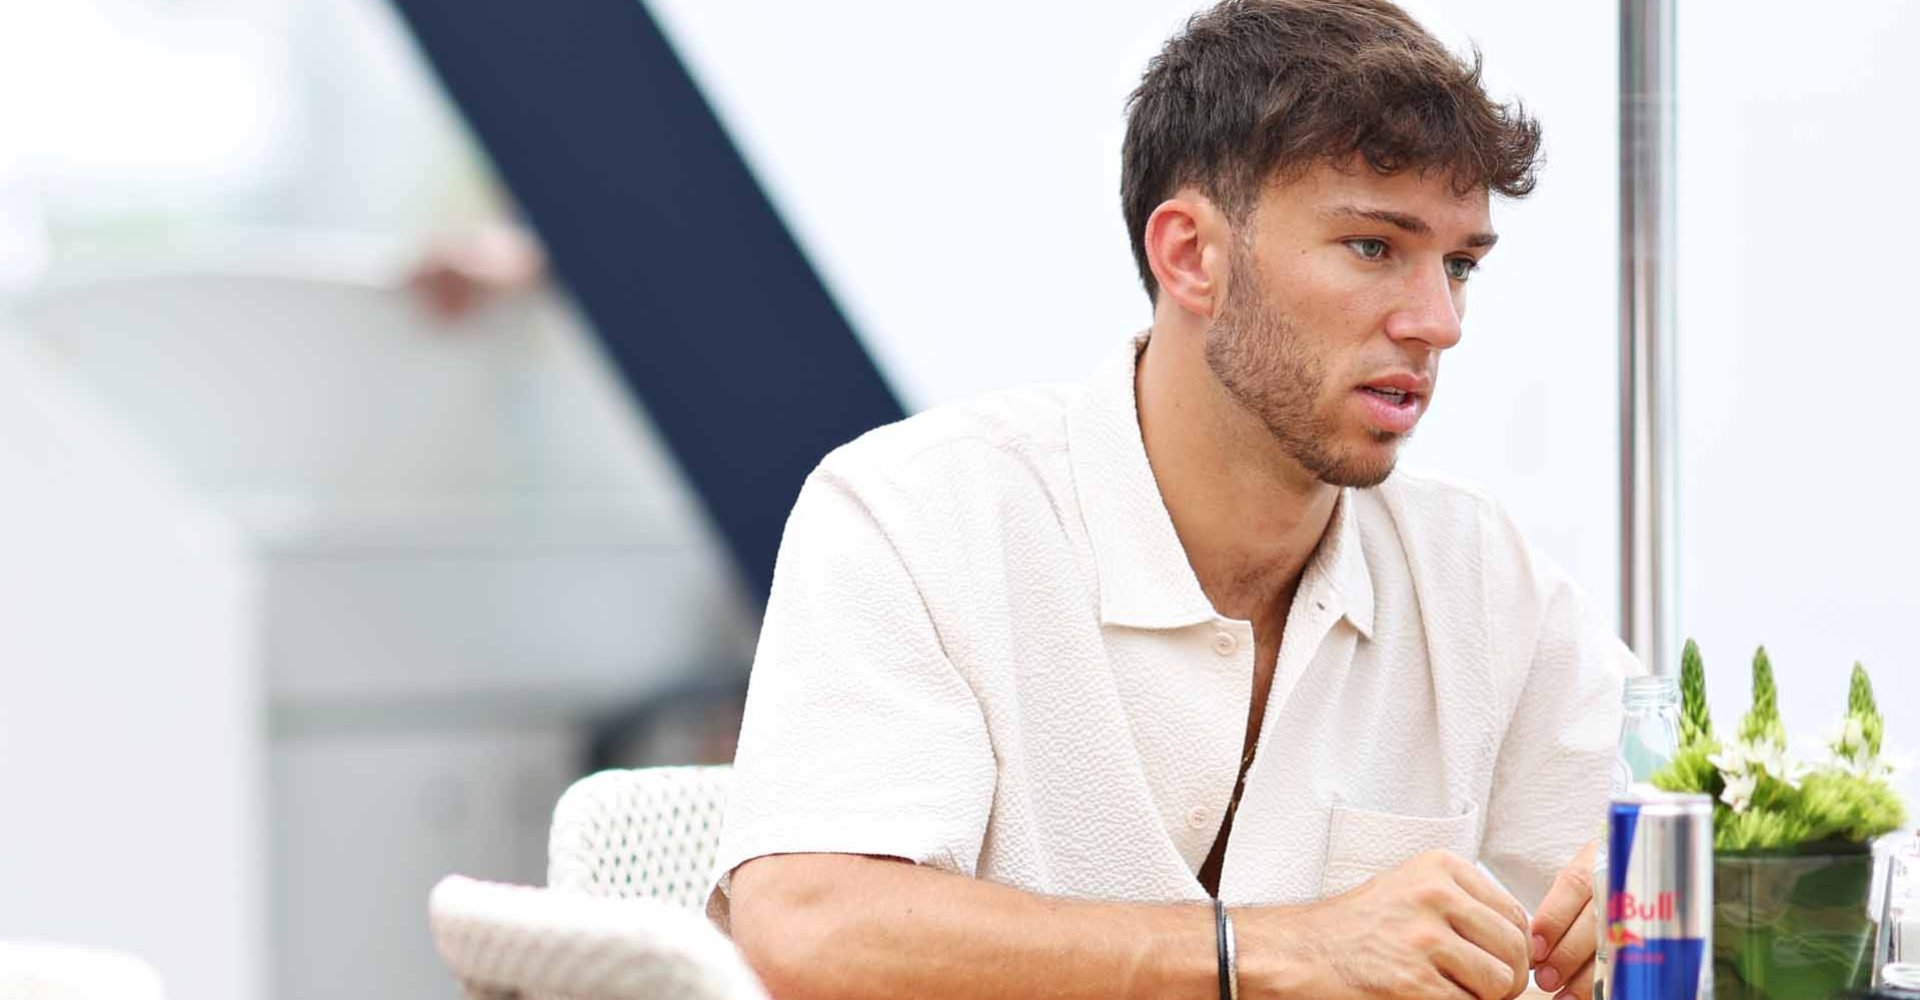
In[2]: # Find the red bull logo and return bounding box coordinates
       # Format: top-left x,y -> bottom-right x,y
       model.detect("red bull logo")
1608,890 -> 1677,924
1605,793 -> 1714,999
1605,922 -> 1646,951
1608,890 -> 1674,964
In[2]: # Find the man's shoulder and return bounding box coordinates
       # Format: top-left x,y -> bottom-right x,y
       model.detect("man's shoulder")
816,382 -> 1078,497
1363,466 -> 1505,534
1357,467 -> 1539,578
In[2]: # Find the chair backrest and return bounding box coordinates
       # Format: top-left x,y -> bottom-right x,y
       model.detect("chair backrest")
428,876 -> 767,1000
0,941 -> 166,1000
547,766 -> 732,910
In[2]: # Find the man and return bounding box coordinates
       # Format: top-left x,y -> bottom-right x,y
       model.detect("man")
709,2 -> 1634,998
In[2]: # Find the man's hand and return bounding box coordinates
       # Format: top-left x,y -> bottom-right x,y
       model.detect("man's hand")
1528,840 -> 1599,999
1248,850 -> 1531,1000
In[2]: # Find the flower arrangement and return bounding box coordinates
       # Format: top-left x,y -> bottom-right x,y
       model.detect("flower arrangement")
1652,640 -> 1907,852
1649,640 -> 1910,1000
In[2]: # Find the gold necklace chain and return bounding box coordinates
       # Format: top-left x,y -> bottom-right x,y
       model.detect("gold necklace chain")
1224,742 -> 1258,824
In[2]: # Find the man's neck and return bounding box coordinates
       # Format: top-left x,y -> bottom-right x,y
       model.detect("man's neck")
1134,324 -> 1340,628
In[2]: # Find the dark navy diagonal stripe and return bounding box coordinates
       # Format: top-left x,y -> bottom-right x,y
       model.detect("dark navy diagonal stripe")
389,0 -> 906,602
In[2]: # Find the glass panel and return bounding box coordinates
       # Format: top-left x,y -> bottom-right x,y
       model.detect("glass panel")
1676,0 -> 1920,807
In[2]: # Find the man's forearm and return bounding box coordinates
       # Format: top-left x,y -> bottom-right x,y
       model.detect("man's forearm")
727,853 -> 1232,1000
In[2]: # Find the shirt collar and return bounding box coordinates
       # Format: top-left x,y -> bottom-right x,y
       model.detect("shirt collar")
1314,483 -> 1376,641
1066,334 -> 1375,640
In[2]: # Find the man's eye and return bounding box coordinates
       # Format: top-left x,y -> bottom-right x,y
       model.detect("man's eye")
1345,238 -> 1388,260
1445,257 -> 1479,281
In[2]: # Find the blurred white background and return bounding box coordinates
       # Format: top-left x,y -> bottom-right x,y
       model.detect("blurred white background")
1674,0 -> 1920,808
0,1 -> 1914,999
0,0 -> 490,258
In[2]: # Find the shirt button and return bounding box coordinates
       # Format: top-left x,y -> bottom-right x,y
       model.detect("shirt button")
1212,631 -> 1238,656
1187,805 -> 1211,829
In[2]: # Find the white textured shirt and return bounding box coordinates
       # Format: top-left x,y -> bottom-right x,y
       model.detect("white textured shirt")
710,335 -> 1633,924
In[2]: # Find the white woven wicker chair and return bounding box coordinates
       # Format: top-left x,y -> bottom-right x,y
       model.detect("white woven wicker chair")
548,766 -> 733,908
429,765 -> 763,1000
428,876 -> 765,1000
0,941 -> 166,1000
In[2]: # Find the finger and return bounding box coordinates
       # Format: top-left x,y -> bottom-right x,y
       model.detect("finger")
1535,903 -> 1596,994
1435,972 -> 1482,1000
1433,935 -> 1526,1000
1443,890 -> 1530,995
1443,854 -> 1530,936
1531,841 -> 1600,964
1552,958 -> 1594,1000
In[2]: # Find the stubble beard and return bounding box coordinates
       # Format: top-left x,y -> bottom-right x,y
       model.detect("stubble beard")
1203,251 -> 1401,490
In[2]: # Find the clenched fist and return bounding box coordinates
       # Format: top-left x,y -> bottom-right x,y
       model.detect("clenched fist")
1241,850 -> 1531,1000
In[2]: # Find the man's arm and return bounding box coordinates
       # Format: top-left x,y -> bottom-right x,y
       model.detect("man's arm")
720,470 -> 1527,998
1479,520 -> 1639,1000
730,850 -> 1534,1000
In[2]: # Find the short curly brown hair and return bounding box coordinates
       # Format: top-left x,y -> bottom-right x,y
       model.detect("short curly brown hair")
1121,0 -> 1543,300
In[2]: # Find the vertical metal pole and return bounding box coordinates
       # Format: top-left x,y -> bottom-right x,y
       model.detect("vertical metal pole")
1620,0 -> 1678,674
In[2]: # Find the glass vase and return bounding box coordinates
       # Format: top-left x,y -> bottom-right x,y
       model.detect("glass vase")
1715,849 -> 1878,1000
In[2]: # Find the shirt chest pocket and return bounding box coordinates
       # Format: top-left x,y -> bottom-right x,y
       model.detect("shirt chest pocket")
1319,800 -> 1483,898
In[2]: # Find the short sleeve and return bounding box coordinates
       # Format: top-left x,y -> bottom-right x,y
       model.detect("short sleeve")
1481,546 -> 1640,908
706,468 -> 995,927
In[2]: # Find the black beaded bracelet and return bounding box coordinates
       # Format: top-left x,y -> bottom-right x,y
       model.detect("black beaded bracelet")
1214,897 -> 1231,1000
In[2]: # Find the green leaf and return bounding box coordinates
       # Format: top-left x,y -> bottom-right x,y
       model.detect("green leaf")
1845,663 -> 1884,759
1652,742 -> 1722,796
1740,646 -> 1788,749
1795,770 -> 1907,844
1681,637 -> 1715,746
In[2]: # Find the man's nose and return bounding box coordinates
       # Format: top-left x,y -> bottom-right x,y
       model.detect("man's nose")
1383,264 -> 1464,350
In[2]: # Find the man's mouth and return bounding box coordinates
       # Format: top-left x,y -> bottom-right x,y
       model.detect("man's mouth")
1359,386 -> 1414,405
1352,376 -> 1431,435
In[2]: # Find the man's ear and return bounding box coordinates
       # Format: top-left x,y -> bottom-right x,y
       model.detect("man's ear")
1143,190 -> 1232,320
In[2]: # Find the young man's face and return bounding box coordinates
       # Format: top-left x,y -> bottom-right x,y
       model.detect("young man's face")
1205,159 -> 1496,488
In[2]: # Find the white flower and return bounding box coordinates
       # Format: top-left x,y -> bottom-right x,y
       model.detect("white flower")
1710,742 -> 1755,776
1711,738 -> 1811,803
1841,749 -> 1897,780
1721,772 -> 1758,813
1830,716 -> 1871,763
1755,744 -> 1808,789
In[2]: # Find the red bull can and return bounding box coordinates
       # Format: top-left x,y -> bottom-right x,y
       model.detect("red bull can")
1601,789 -> 1714,1000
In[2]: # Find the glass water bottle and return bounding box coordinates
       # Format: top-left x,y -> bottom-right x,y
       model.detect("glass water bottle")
1594,674 -> 1684,1000
1615,674 -> 1683,791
